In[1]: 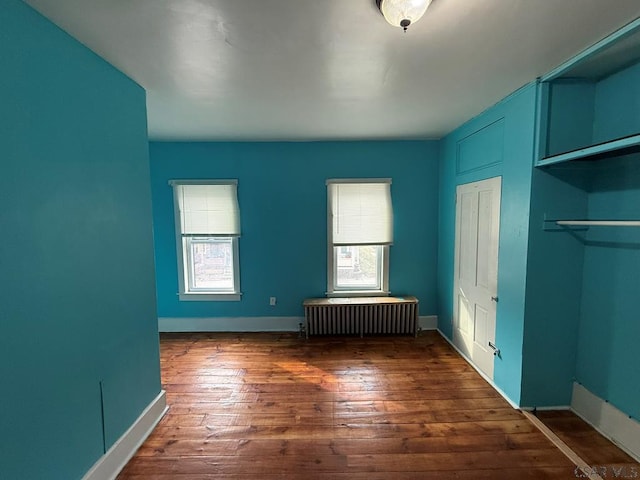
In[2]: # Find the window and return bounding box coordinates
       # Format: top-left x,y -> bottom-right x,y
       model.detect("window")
171,180 -> 241,301
327,179 -> 393,296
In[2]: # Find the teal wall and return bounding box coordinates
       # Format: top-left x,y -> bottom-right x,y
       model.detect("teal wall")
0,1 -> 161,478
437,84 -> 538,406
576,62 -> 640,419
522,163 -> 587,407
593,60 -> 640,144
149,141 -> 439,321
577,156 -> 640,420
526,156 -> 640,417
546,81 -> 595,156
544,58 -> 640,157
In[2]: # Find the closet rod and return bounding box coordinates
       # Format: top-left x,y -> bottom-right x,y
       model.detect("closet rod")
556,220 -> 640,227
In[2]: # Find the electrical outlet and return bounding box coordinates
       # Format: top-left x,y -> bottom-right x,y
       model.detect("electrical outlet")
269,297 -> 277,306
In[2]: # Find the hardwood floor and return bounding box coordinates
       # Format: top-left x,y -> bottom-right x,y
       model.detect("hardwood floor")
536,410 -> 639,476
117,331 -> 579,479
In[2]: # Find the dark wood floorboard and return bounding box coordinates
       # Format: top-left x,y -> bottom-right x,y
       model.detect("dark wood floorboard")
536,410 -> 638,476
117,332 -> 582,479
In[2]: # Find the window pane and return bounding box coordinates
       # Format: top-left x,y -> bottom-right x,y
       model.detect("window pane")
188,238 -> 234,291
335,245 -> 382,290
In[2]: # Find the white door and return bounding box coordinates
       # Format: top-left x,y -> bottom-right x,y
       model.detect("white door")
453,177 -> 501,379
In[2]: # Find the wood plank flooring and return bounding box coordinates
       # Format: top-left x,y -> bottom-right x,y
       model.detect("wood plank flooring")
117,331 -> 579,479
536,410 -> 639,477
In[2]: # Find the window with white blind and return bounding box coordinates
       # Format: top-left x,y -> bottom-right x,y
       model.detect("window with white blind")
170,180 -> 241,301
326,179 -> 393,296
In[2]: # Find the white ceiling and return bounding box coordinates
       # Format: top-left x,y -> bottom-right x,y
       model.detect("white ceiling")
24,0 -> 640,141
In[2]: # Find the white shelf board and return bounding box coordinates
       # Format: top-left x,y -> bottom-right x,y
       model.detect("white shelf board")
556,220 -> 640,227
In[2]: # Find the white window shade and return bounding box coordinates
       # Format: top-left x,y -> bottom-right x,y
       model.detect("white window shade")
328,180 -> 393,245
173,182 -> 240,236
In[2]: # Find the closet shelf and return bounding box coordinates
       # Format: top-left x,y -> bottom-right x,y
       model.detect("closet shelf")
556,220 -> 640,227
543,218 -> 640,231
537,133 -> 640,167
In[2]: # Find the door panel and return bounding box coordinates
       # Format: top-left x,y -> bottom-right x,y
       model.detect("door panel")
458,295 -> 472,336
474,304 -> 489,348
476,189 -> 493,290
453,177 -> 501,379
458,192 -> 476,283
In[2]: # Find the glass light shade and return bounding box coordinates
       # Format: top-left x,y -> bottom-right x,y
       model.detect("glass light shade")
380,0 -> 432,30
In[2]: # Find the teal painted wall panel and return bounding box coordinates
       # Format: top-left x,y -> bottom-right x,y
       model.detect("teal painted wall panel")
593,60 -> 640,144
438,84 -> 538,405
0,1 -> 161,478
546,81 -> 595,156
576,156 -> 640,420
150,141 -> 439,320
456,119 -> 504,175
521,165 -> 587,407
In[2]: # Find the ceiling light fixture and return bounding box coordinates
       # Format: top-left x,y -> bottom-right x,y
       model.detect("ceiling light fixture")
376,0 -> 432,32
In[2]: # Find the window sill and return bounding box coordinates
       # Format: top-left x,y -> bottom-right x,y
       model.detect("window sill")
178,292 -> 242,302
326,291 -> 390,298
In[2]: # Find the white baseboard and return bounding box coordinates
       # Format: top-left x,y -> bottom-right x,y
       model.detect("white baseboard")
82,390 -> 167,480
437,329 -> 519,409
520,405 -> 571,412
571,382 -> 640,462
419,315 -> 438,330
159,315 -> 438,333
159,316 -> 304,332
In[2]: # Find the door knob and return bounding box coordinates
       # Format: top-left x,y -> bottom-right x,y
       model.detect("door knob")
491,296 -> 498,302
488,341 -> 500,357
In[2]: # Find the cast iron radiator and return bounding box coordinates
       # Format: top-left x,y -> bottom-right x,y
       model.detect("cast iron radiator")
303,296 -> 418,338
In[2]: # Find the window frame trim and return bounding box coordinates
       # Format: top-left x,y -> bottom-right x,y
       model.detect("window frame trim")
171,180 -> 242,302
326,179 -> 391,298
327,245 -> 390,298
